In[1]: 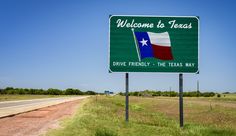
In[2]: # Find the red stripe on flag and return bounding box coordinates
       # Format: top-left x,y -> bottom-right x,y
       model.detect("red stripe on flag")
152,44 -> 173,60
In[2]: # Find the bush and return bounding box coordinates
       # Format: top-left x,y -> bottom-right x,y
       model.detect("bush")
202,92 -> 215,97
118,92 -> 124,96
95,128 -> 117,136
65,88 -> 83,95
125,90 -> 216,97
85,91 -> 96,95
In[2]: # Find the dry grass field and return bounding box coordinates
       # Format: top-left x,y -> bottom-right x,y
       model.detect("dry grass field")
46,94 -> 236,136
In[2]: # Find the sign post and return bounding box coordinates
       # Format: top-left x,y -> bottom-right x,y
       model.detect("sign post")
179,73 -> 183,127
109,15 -> 199,126
125,73 -> 129,122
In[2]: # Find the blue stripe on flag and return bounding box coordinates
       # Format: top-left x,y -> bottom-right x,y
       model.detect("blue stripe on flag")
134,32 -> 154,59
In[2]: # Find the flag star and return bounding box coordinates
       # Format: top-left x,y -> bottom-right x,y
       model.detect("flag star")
139,38 -> 148,46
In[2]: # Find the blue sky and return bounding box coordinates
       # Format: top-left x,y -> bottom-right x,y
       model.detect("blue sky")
0,0 -> 236,92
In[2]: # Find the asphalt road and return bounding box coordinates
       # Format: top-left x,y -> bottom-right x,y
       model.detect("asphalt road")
0,96 -> 89,118
0,97 -> 72,108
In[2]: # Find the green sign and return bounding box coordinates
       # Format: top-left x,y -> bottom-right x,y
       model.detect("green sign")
109,15 -> 199,73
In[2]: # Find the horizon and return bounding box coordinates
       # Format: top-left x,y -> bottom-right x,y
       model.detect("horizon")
0,86 -> 235,94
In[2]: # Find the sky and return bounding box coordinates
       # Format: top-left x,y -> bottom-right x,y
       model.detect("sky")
0,0 -> 236,92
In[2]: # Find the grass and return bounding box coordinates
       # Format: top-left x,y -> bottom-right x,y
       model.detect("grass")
46,96 -> 236,136
213,94 -> 236,101
0,94 -> 71,102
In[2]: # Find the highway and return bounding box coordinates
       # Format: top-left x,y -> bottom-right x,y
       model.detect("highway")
0,96 -> 89,118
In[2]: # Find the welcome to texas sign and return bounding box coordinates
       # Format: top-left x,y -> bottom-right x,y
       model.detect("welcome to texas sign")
109,15 -> 199,73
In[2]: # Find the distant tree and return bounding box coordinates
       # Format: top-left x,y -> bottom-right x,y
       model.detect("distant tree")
7,89 -> 16,94
126,90 -> 217,97
64,88 -> 84,95
18,88 -> 26,95
0,88 -> 6,94
197,90 -> 200,97
169,91 -> 177,97
5,87 -> 14,91
133,91 -> 139,96
118,92 -> 124,96
1,87 -> 99,95
0,89 -> 3,94
76,89 -> 84,95
202,92 -> 215,97
35,89 -> 45,95
162,91 -> 169,96
47,88 -> 62,95
85,90 -> 96,95
188,91 -> 198,97
65,88 -> 76,95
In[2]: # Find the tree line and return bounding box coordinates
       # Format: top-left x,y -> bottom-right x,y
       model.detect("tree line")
119,90 -> 218,97
0,87 -> 97,95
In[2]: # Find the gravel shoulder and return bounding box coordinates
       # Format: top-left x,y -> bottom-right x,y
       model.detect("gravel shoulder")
0,98 -> 85,136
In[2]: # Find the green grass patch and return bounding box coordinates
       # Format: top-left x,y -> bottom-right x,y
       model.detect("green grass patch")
46,96 -> 236,136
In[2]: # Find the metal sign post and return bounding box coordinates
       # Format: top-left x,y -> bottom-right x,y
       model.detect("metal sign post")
179,73 -> 184,127
125,73 -> 129,122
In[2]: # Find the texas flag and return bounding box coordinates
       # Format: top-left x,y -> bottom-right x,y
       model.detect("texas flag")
134,31 -> 173,60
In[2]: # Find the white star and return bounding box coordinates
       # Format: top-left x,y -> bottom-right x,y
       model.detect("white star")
139,38 -> 148,46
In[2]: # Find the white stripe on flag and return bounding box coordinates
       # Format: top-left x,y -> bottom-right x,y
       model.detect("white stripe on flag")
147,32 -> 171,47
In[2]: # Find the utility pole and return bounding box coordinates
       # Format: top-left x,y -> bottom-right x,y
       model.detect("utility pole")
197,80 -> 199,92
197,80 -> 200,97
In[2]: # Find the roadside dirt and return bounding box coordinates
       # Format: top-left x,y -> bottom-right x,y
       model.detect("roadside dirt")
0,99 -> 82,136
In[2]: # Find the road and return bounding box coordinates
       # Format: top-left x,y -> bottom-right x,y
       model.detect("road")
0,97 -> 86,136
0,96 -> 89,118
